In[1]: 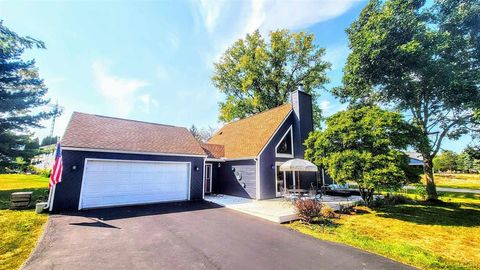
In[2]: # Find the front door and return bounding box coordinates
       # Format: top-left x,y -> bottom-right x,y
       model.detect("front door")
204,163 -> 212,194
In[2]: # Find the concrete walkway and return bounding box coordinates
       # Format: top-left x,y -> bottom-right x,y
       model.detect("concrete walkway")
404,186 -> 480,194
204,194 -> 362,223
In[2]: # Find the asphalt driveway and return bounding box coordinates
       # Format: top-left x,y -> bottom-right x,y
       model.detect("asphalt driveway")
24,201 -> 414,270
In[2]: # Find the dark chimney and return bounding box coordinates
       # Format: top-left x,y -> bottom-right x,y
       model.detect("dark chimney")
291,89 -> 313,158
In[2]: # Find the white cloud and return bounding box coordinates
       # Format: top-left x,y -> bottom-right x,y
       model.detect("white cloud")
324,45 -> 350,70
138,93 -> 159,113
320,100 -> 331,112
242,0 -> 359,36
192,0 -> 360,67
196,0 -> 226,33
92,60 -> 149,116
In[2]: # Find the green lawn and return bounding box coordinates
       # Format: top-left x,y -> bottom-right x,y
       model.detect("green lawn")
425,174 -> 480,190
0,174 -> 49,270
287,193 -> 480,270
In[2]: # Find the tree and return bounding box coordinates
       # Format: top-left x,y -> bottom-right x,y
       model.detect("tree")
189,125 -> 216,143
433,150 -> 458,172
0,21 -> 56,170
212,30 -> 330,128
40,136 -> 59,146
333,0 -> 480,200
304,106 -> 417,205
458,145 -> 480,172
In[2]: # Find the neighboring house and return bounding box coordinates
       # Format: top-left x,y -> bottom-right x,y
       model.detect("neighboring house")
51,90 -> 317,212
32,144 -> 56,170
407,152 -> 424,166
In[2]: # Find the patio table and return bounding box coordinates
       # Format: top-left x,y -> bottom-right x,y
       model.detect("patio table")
287,188 -> 308,194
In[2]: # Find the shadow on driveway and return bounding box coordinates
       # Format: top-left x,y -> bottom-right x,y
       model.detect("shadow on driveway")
61,200 -> 223,221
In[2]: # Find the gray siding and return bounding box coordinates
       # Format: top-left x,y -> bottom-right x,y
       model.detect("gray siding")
52,150 -> 205,212
216,159 -> 257,199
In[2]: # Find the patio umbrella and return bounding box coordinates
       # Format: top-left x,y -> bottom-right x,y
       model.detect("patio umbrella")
279,159 -> 317,191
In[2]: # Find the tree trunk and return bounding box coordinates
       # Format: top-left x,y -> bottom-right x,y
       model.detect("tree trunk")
423,155 -> 438,201
358,187 -> 375,206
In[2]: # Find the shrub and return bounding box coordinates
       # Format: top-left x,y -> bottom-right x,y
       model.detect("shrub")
293,199 -> 324,223
372,193 -> 415,207
413,184 -> 428,200
320,205 -> 337,218
33,167 -> 51,178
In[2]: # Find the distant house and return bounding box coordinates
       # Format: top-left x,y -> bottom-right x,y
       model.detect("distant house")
32,144 -> 56,170
407,152 -> 424,167
50,90 -> 317,212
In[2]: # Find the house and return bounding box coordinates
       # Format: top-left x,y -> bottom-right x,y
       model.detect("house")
50,90 -> 317,212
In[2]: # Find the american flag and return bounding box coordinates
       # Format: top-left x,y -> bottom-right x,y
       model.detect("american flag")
49,142 -> 63,188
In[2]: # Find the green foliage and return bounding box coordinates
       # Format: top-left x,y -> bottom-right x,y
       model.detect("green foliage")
334,0 -> 480,200
40,136 -> 58,146
433,150 -> 459,172
0,21 -> 57,170
212,30 -> 330,128
32,167 -> 51,178
305,106 -> 418,205
457,146 -> 480,172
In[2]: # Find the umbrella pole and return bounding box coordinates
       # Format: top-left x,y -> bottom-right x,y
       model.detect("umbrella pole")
283,171 -> 286,192
293,171 -> 296,190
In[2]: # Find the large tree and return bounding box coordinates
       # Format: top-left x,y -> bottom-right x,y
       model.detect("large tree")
0,21 -> 55,170
212,30 -> 331,127
333,0 -> 480,200
304,106 -> 418,205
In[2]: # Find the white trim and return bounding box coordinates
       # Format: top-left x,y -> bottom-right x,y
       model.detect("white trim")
78,158 -> 192,210
255,157 -> 260,199
204,163 -> 213,193
62,147 -> 207,158
257,110 -> 293,157
202,158 -> 206,199
48,185 -> 56,212
205,158 -> 226,162
274,125 -> 294,158
274,161 -> 286,197
223,157 -> 257,161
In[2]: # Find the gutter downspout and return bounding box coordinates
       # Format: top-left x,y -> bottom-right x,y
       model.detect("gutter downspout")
254,157 -> 260,200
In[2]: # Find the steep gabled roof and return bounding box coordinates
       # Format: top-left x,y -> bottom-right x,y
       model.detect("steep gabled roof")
62,112 -> 206,156
207,104 -> 292,159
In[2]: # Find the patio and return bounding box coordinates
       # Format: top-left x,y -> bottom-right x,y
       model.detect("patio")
204,194 -> 362,223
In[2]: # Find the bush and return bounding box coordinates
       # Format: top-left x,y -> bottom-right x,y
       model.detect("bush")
32,167 -> 51,178
293,199 -> 324,223
372,193 -> 415,207
413,184 -> 428,200
320,205 -> 337,218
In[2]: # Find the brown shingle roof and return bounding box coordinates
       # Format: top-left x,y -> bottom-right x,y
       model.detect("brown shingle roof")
200,143 -> 225,159
207,104 -> 292,158
61,112 -> 206,156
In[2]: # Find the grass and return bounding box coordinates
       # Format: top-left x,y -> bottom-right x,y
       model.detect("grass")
0,174 -> 49,270
423,174 -> 480,190
287,193 -> 480,270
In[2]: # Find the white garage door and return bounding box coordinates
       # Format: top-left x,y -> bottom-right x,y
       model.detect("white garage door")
79,159 -> 190,209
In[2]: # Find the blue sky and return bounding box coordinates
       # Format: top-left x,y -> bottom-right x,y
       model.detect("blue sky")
0,0 -> 474,152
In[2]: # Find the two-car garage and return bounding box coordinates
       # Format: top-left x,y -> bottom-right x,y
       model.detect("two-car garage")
50,112 -> 207,212
79,159 -> 191,209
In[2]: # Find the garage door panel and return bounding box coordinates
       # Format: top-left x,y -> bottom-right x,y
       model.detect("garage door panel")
80,160 -> 190,209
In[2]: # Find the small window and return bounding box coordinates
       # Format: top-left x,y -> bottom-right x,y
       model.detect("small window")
276,128 -> 293,157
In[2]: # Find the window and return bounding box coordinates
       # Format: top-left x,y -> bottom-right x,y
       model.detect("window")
275,127 -> 293,157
